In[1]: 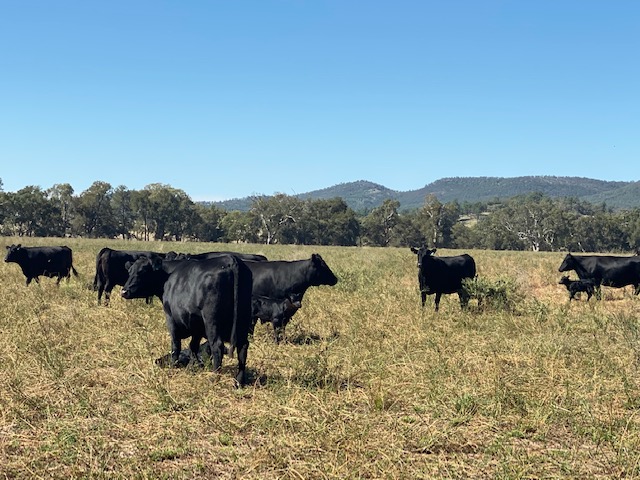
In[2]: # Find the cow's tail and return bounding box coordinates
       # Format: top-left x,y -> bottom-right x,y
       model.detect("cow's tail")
228,257 -> 241,357
68,250 -> 79,279
228,256 -> 252,358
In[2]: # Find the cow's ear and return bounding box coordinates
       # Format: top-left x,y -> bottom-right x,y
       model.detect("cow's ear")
16,244 -> 21,249
5,245 -> 9,250
410,247 -> 419,254
429,248 -> 437,255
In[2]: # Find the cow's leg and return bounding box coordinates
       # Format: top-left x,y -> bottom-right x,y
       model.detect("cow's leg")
170,336 -> 182,366
420,290 -> 427,307
104,283 -> 114,306
634,284 -> 640,296
272,323 -> 284,344
95,277 -> 105,305
271,315 -> 285,343
188,335 -> 204,367
209,336 -> 225,372
164,314 -> 182,366
434,293 -> 442,311
235,341 -> 249,387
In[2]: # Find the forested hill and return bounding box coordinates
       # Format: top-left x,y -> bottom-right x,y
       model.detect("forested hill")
212,176 -> 637,212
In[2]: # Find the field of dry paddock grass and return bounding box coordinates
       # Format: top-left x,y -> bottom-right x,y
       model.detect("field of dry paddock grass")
2,237 -> 640,479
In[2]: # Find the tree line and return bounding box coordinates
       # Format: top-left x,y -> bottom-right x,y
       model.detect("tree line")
1,179 -> 639,252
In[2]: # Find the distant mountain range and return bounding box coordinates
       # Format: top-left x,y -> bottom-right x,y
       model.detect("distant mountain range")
210,176 -> 640,212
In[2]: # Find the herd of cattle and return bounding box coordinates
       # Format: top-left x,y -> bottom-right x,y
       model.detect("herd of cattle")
4,243 -> 337,386
5,243 -> 640,385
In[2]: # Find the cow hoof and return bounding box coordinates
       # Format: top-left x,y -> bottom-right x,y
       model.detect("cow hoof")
234,373 -> 246,388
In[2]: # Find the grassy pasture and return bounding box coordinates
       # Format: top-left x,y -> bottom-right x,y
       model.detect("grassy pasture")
1,238 -> 640,479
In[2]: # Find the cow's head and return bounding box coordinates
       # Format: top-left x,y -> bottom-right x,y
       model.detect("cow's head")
121,256 -> 166,300
309,254 -> 338,287
558,275 -> 571,285
288,292 -> 303,310
4,244 -> 25,263
410,246 -> 437,269
558,253 -> 575,272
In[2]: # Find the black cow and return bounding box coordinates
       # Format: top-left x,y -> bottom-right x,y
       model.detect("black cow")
121,255 -> 253,386
173,251 -> 268,262
410,247 -> 476,311
5,244 -> 78,286
559,275 -> 597,301
93,247 -> 168,305
558,253 -> 640,296
251,292 -> 303,343
244,254 -> 338,341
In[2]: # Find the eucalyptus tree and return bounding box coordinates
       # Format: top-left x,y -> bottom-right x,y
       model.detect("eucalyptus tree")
194,204 -> 226,242
4,186 -> 63,237
47,183 -> 75,236
131,189 -> 152,240
73,181 -> 116,238
622,208 -> 640,252
111,185 -> 136,239
294,198 -> 359,246
570,211 -> 628,253
415,195 -> 461,248
488,193 -> 570,251
361,199 -> 400,247
249,193 -> 302,245
144,184 -> 198,241
220,210 -> 259,243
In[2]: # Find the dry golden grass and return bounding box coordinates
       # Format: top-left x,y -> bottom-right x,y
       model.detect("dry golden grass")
2,238 -> 640,478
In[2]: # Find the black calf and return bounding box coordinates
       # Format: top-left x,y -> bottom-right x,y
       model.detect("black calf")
559,275 -> 597,301
251,293 -> 303,343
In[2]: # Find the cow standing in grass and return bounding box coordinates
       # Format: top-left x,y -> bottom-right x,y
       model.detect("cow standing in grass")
410,247 -> 476,311
121,255 -> 253,386
5,244 -> 78,286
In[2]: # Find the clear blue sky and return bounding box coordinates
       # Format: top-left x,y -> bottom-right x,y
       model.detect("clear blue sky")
1,1 -> 638,201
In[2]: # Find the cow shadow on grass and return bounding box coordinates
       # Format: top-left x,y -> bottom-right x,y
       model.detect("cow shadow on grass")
155,345 -> 268,386
154,332 -> 346,389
